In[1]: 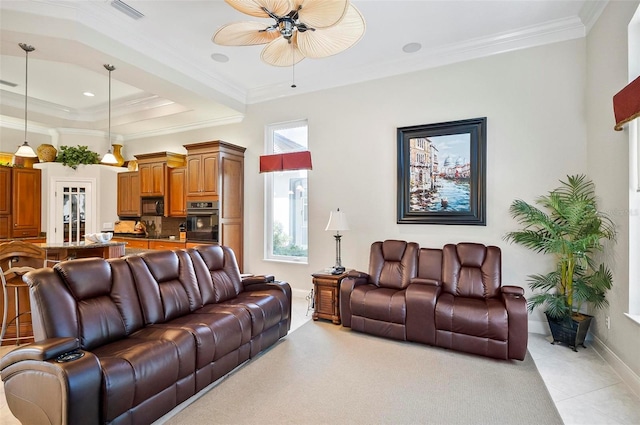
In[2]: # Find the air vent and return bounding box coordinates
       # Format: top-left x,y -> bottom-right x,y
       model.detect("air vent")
110,0 -> 144,20
0,79 -> 18,87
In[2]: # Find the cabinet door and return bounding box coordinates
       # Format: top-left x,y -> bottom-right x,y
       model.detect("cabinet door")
200,153 -> 218,196
186,155 -> 202,196
140,162 -> 166,197
117,172 -> 141,217
139,163 -> 153,195
186,153 -> 218,198
0,167 -> 10,215
11,168 -> 41,238
168,167 -> 186,217
0,215 -> 10,239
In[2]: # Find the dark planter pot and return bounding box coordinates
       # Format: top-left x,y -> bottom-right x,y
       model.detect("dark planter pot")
545,312 -> 593,352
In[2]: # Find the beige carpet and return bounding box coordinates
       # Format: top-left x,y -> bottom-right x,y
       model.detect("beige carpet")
164,321 -> 562,425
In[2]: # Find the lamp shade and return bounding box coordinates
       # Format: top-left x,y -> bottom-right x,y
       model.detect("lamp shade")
325,209 -> 349,232
101,150 -> 118,164
260,151 -> 312,173
614,75 -> 640,131
15,141 -> 37,158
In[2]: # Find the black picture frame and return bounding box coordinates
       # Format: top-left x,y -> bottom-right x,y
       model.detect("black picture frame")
397,117 -> 486,225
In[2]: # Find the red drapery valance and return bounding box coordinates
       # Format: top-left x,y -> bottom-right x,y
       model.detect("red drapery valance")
259,151 -> 312,173
614,75 -> 640,131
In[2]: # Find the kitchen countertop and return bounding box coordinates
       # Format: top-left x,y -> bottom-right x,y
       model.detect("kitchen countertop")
34,241 -> 126,249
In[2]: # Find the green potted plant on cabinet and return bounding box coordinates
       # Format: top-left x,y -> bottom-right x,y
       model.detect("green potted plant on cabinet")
504,174 -> 616,351
55,145 -> 100,169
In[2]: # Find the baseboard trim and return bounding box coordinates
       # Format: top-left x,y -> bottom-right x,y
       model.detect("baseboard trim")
590,335 -> 640,399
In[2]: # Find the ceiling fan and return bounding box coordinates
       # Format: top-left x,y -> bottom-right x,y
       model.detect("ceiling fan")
212,0 -> 366,67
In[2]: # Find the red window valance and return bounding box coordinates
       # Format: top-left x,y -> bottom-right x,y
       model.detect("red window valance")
614,75 -> 640,131
259,151 -> 312,173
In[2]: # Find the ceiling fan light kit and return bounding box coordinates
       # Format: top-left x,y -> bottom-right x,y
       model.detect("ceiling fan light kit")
213,0 -> 365,67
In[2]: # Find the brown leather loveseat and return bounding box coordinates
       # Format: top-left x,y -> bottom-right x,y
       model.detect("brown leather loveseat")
0,245 -> 291,425
340,240 -> 527,360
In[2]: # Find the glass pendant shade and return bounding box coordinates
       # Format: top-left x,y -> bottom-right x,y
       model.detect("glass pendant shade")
15,141 -> 37,158
101,149 -> 118,164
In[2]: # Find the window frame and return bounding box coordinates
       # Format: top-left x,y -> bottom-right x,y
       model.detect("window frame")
264,119 -> 309,264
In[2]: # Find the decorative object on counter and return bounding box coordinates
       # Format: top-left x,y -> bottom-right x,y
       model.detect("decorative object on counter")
325,208 -> 349,274
55,145 -> 100,169
127,159 -> 138,171
15,43 -> 38,159
36,144 -> 57,162
84,232 -> 114,243
179,222 -> 186,241
0,152 -> 14,166
134,221 -> 147,235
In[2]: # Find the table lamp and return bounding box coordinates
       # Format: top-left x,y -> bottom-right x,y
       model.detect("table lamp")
325,208 -> 349,274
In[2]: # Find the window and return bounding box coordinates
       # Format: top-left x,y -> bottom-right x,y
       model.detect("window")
265,120 -> 309,263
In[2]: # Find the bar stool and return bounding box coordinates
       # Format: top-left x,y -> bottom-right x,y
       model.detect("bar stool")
0,241 -> 46,345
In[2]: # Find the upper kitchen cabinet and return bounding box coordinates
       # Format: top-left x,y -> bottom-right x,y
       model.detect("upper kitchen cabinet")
117,171 -> 141,218
10,167 -> 41,238
185,148 -> 218,199
168,167 -> 187,217
184,141 -> 245,202
135,152 -> 186,198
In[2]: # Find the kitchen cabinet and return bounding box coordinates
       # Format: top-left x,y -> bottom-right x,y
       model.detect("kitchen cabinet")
11,168 -> 41,238
184,141 -> 245,270
134,152 -> 186,216
0,167 -> 10,239
186,152 -> 218,198
117,172 -> 141,217
139,162 -> 165,197
149,240 -> 185,250
112,238 -> 149,249
168,167 -> 187,217
135,152 -> 186,198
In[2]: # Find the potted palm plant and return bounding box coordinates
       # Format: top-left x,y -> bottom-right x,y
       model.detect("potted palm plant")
504,174 -> 616,351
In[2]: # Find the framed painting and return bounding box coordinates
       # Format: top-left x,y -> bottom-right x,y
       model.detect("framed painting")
397,117 -> 486,225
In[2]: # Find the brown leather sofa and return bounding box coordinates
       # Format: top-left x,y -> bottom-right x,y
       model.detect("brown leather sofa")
0,245 -> 291,425
340,240 -> 527,360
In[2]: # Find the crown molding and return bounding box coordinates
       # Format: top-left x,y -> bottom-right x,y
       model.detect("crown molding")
122,114 -> 245,141
579,0 -> 609,34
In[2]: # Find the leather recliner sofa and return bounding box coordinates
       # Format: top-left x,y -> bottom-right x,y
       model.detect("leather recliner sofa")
340,240 -> 527,360
0,245 -> 291,425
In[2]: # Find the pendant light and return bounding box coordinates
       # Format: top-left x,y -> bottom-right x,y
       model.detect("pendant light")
101,64 -> 118,165
14,43 -> 37,158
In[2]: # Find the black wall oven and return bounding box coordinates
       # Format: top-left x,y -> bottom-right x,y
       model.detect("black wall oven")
186,201 -> 219,243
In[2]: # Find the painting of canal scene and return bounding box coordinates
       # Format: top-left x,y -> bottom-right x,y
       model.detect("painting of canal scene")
397,118 -> 486,225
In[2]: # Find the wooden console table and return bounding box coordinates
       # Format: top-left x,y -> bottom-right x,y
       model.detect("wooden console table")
311,270 -> 350,325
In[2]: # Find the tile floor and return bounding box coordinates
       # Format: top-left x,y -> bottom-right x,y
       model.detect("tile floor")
1,295 -> 639,425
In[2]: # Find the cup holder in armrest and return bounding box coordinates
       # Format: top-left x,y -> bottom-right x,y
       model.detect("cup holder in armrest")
55,350 -> 85,363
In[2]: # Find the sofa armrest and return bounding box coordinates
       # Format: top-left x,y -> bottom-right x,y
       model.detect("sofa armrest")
0,337 -> 79,369
410,277 -> 441,287
501,287 -> 528,360
339,272 -> 370,328
242,274 -> 275,286
1,339 -> 102,425
502,285 -> 525,296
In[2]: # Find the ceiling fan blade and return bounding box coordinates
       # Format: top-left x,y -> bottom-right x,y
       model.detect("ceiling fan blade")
294,0 -> 348,29
296,4 -> 365,58
224,0 -> 293,19
213,21 -> 281,46
261,35 -> 305,67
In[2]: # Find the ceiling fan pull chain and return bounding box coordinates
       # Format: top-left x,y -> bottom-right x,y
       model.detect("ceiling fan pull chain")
291,42 -> 296,88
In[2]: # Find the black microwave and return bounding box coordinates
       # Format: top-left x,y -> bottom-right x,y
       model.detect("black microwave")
141,198 -> 164,216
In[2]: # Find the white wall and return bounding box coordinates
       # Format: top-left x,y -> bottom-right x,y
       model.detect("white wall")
129,38 -> 588,331
585,0 -> 640,386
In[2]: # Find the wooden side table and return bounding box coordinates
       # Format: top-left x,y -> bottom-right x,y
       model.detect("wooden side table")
311,270 -> 350,325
